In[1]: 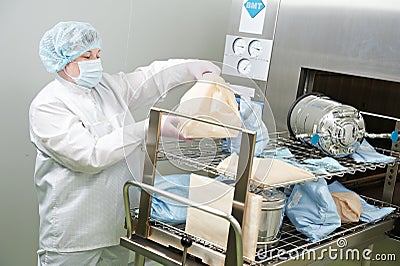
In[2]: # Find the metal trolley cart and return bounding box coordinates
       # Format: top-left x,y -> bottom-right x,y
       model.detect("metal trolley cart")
120,108 -> 400,265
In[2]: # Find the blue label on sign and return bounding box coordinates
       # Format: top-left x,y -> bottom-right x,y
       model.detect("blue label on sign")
244,0 -> 265,18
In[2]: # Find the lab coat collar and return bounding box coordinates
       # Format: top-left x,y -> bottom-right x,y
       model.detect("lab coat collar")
55,74 -> 95,94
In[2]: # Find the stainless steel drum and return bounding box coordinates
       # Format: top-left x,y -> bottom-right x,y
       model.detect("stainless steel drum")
257,189 -> 286,247
287,93 -> 366,157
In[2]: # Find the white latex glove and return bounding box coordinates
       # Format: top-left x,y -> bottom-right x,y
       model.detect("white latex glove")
187,60 -> 221,80
161,115 -> 193,141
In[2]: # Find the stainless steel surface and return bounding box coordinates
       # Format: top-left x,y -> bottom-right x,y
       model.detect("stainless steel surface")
222,0 -> 281,82
361,243 -> 374,266
257,190 -> 286,244
288,94 -> 366,157
134,253 -> 145,266
383,120 -> 400,203
226,131 -> 256,266
137,109 -> 161,238
148,220 -> 225,255
181,246 -> 188,265
264,0 -> 400,130
147,220 -> 225,265
121,234 -> 202,266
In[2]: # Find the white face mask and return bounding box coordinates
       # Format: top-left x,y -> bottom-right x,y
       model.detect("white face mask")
64,59 -> 103,88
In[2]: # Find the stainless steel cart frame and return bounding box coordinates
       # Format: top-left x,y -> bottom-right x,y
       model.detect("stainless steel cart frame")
121,107 -> 257,266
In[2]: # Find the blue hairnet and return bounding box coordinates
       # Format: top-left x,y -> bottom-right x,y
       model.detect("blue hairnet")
39,21 -> 102,73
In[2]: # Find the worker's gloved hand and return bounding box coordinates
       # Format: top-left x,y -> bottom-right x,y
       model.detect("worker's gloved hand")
160,115 -> 193,141
187,60 -> 221,80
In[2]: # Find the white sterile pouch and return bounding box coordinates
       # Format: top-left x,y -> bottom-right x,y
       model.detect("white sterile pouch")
176,73 -> 242,138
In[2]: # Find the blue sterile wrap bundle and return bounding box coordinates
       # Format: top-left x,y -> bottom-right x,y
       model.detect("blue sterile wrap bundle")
351,139 -> 396,163
328,181 -> 395,222
228,98 -> 269,156
150,174 -> 190,224
285,178 -> 341,242
303,157 -> 348,174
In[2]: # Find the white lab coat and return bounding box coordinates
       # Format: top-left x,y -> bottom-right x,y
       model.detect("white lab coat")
29,60 -> 194,252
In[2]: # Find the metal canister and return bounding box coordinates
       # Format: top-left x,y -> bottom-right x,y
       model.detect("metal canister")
257,190 -> 286,246
287,93 -> 365,157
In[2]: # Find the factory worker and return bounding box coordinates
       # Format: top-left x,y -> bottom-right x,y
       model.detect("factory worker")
30,21 -> 220,265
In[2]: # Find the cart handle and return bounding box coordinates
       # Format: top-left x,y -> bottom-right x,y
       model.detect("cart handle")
123,180 -> 244,266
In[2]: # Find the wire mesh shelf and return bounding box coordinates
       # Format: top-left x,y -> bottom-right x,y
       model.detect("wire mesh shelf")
157,138 -> 234,178
269,132 -> 399,174
249,195 -> 400,265
132,196 -> 399,265
156,131 -> 400,188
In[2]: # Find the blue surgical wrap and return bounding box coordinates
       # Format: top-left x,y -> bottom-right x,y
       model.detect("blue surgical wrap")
328,181 -> 395,222
279,159 -> 329,175
229,98 -> 269,156
351,139 -> 396,163
151,174 -> 190,224
303,157 -> 348,173
39,21 -> 102,73
278,158 -> 339,176
261,147 -> 294,159
285,178 -> 341,242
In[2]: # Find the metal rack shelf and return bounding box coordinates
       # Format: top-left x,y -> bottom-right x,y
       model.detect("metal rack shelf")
157,132 -> 400,188
129,195 -> 399,265
249,195 -> 400,265
157,138 -> 233,178
268,132 -> 399,175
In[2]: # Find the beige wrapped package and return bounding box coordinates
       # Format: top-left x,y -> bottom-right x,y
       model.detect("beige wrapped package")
184,174 -> 262,263
185,173 -> 235,251
331,192 -> 363,223
176,73 -> 242,138
242,192 -> 263,261
216,153 -> 315,186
